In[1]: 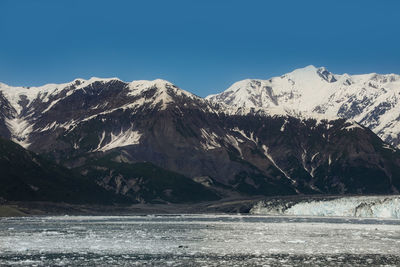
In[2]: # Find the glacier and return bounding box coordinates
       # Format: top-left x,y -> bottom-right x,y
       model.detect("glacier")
250,195 -> 400,219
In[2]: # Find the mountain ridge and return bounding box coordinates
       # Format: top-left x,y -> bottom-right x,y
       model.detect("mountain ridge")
3,66 -> 400,149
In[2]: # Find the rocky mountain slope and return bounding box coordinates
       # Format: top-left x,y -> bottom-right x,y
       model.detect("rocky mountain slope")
76,153 -> 220,203
207,65 -> 400,148
0,75 -> 399,201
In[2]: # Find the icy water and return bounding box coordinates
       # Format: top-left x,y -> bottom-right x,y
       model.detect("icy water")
1,215 -> 400,266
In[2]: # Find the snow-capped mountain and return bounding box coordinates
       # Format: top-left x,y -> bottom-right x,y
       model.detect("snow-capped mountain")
1,77 -> 400,200
0,77 -> 206,149
207,65 -> 400,148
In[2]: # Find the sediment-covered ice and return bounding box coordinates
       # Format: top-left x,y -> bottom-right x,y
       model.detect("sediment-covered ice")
250,195 -> 400,219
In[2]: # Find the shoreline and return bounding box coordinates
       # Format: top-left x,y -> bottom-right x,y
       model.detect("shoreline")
0,197 -> 264,217
2,194 -> 398,217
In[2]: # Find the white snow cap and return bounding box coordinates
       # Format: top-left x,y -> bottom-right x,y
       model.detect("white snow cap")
207,65 -> 400,148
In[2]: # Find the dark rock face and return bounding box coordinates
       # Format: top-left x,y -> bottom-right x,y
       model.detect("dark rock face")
317,67 -> 337,83
0,92 -> 13,139
1,79 -> 400,202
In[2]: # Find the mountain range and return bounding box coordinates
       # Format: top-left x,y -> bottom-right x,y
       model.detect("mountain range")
1,65 -> 399,204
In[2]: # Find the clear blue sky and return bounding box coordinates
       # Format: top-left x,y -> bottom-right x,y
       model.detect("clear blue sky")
1,0 -> 399,97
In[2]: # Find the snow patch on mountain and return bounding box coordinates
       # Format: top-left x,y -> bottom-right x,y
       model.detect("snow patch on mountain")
38,121 -> 59,132
224,134 -> 244,157
93,128 -> 142,152
232,127 -> 259,144
200,128 -> 221,150
5,117 -> 33,148
342,123 -> 364,131
262,145 -> 297,186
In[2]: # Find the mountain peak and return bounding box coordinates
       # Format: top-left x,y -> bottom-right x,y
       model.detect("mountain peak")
287,65 -> 317,75
299,64 -> 318,71
128,79 -> 173,89
126,79 -> 202,110
85,77 -> 121,84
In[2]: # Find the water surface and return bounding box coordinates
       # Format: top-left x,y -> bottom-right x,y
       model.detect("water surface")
1,215 -> 400,266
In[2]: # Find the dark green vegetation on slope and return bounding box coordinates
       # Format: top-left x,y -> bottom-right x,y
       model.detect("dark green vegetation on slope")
0,137 -> 220,204
0,137 -> 128,204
